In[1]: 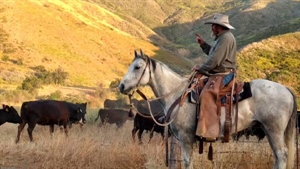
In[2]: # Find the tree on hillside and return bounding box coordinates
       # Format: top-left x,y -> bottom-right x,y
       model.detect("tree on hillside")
19,66 -> 69,93
52,67 -> 68,85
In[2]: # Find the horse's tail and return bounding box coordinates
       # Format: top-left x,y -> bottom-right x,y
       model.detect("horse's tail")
285,88 -> 297,169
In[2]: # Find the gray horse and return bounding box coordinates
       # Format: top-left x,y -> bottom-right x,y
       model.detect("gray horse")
119,50 -> 297,169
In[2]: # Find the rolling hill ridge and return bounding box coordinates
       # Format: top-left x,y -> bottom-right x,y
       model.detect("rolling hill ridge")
0,0 -> 192,87
0,0 -> 299,105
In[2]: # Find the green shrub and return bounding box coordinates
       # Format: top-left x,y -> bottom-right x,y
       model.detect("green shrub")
2,55 -> 9,61
19,76 -> 41,92
48,90 -> 62,100
18,66 -> 69,92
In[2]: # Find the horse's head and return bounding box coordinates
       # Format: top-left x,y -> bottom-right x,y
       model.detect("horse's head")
119,49 -> 151,95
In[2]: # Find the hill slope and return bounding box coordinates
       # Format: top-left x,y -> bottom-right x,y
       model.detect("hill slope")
93,0 -> 300,58
1,0 -> 299,101
237,31 -> 300,104
0,0 -> 192,87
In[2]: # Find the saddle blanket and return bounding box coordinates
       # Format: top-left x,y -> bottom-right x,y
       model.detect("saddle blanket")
189,82 -> 252,104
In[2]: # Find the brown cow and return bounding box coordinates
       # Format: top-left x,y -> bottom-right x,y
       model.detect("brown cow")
0,104 -> 22,125
95,108 -> 134,128
16,100 -> 87,143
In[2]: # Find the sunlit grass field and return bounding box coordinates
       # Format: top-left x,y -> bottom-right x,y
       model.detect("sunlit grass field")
0,108 -> 299,169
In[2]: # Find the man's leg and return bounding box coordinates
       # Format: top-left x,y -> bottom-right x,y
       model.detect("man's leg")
196,76 -> 223,139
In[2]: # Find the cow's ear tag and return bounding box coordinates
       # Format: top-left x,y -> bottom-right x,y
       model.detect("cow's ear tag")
5,107 -> 9,112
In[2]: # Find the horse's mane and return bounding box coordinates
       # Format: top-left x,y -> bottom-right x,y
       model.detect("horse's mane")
148,57 -> 186,80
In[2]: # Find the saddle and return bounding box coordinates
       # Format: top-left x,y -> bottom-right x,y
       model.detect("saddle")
218,79 -> 244,142
191,77 -> 250,138
179,73 -> 252,160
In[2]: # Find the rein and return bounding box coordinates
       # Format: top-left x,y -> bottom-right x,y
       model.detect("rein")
129,65 -> 197,127
128,94 -> 164,119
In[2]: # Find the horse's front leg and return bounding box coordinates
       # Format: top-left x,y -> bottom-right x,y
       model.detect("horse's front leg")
178,132 -> 195,169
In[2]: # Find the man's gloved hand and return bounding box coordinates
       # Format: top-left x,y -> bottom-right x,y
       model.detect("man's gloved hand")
191,65 -> 210,76
191,65 -> 200,71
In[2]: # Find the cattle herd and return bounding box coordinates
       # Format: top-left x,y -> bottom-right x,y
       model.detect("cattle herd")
1,98 -> 169,144
1,99 -> 300,144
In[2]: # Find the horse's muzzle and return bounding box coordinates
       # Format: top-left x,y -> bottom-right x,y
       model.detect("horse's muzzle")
118,83 -> 126,94
119,83 -> 136,96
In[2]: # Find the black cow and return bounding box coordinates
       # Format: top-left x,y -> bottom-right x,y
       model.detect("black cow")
132,112 -> 166,144
95,108 -> 134,128
232,121 -> 266,141
16,100 -> 87,143
233,110 -> 300,141
104,98 -> 138,109
58,102 -> 87,130
0,104 -> 22,125
131,99 -> 167,143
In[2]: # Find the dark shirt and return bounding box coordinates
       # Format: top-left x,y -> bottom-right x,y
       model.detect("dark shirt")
199,30 -> 237,75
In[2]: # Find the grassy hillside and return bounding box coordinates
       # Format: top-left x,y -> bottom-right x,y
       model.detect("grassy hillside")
1,0 -> 299,107
93,0 -> 300,59
0,0 -> 192,88
237,31 -> 300,105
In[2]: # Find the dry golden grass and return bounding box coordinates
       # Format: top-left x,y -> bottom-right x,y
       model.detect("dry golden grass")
2,114 -> 299,169
0,122 -> 159,169
0,0 -> 192,88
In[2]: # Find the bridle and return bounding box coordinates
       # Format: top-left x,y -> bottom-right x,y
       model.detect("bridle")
128,54 -> 196,127
131,54 -> 151,96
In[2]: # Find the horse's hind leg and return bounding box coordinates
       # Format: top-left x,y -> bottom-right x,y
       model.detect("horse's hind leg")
264,107 -> 296,169
265,129 -> 288,169
284,107 -> 296,169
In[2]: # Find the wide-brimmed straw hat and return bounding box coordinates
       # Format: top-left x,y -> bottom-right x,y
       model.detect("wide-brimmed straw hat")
205,13 -> 235,30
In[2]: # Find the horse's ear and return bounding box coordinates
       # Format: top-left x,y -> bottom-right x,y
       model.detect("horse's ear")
140,49 -> 144,56
134,50 -> 138,58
